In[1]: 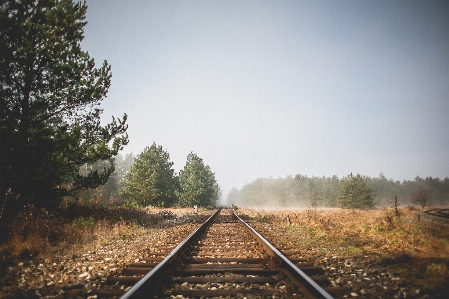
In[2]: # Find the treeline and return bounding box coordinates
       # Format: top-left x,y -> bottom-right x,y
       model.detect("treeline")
75,143 -> 221,208
227,173 -> 449,208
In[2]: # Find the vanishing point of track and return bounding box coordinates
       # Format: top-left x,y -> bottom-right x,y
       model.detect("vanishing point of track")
91,208 -> 334,298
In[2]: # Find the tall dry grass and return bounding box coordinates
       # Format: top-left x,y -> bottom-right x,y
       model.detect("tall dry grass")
0,204 -> 192,272
0,206 -> 88,268
241,206 -> 449,259
240,206 -> 449,295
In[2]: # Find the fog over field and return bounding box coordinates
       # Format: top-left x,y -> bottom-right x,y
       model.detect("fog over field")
82,0 -> 449,201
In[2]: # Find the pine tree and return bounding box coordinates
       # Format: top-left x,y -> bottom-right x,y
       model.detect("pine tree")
338,173 -> 374,209
178,152 -> 220,207
1,0 -> 128,214
120,143 -> 177,207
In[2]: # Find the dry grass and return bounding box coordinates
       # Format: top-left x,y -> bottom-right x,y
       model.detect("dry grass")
0,207 -> 85,266
240,207 -> 449,258
0,205 -> 205,273
2,205 -> 447,296
239,206 -> 449,295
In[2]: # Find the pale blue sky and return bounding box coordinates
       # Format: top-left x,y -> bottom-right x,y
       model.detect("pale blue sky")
82,0 -> 449,199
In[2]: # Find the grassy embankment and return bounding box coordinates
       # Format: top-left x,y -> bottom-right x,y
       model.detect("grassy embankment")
240,206 -> 449,295
0,205 -> 194,272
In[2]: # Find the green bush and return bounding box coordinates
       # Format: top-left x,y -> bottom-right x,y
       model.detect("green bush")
73,216 -> 95,228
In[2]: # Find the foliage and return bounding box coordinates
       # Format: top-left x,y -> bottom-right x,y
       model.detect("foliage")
366,173 -> 400,206
119,143 -> 177,207
231,173 -> 449,208
73,216 -> 95,228
76,153 -> 135,204
76,159 -> 118,203
0,0 -> 128,215
338,173 -> 374,209
230,175 -> 341,208
410,185 -> 429,208
114,153 -> 135,187
227,187 -> 240,206
178,152 -> 220,207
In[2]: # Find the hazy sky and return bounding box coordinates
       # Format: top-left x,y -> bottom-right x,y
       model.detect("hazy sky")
82,0 -> 449,200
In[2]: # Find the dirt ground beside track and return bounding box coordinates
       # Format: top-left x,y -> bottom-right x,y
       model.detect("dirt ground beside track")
239,207 -> 449,298
1,206 -> 447,298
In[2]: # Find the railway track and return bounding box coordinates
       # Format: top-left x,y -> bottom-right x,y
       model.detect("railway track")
424,208 -> 449,219
90,208 -> 334,298
423,208 -> 449,222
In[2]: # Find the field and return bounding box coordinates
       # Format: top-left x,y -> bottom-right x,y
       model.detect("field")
240,206 -> 449,298
0,205 -> 448,298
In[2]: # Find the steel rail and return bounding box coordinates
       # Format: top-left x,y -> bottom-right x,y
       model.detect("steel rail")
424,209 -> 449,218
234,212 -> 334,299
422,208 -> 449,223
120,208 -> 222,299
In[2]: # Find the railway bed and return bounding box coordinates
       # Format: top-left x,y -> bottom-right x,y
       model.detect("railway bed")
90,209 -> 335,298
423,208 -> 449,223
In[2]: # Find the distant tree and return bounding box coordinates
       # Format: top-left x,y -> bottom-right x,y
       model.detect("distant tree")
410,185 -> 429,208
306,178 -> 323,206
75,160 -> 114,203
114,153 -> 135,186
338,173 -> 374,209
0,0 -> 128,215
366,173 -> 400,206
231,173 -> 449,209
238,178 -> 267,207
227,187 -> 240,206
75,153 -> 134,204
322,175 -> 341,207
120,143 -> 177,207
178,152 -> 220,207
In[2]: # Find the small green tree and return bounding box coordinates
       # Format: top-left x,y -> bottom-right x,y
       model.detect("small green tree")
338,173 -> 374,209
178,152 -> 220,207
120,143 -> 177,207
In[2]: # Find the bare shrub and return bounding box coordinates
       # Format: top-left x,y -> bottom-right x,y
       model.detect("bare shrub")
382,210 -> 395,228
411,185 -> 429,208
406,205 -> 418,211
305,204 -> 321,223
391,195 -> 400,216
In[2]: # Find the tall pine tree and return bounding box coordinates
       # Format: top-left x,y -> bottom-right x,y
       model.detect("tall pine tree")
338,173 -> 374,209
178,152 -> 220,207
119,143 -> 177,207
1,0 -> 128,215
